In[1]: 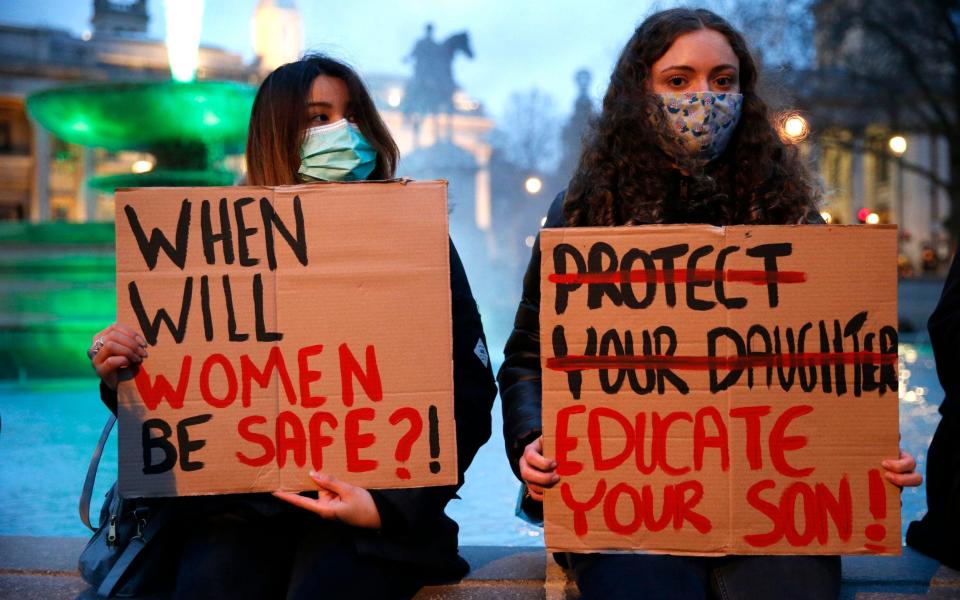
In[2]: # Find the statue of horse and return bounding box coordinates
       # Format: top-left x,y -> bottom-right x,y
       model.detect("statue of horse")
403,30 -> 474,141
431,32 -> 473,114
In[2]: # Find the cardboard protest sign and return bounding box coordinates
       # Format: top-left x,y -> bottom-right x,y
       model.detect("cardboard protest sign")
540,225 -> 900,555
114,181 -> 456,497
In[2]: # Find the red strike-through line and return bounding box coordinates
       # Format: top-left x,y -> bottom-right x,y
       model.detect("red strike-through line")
545,352 -> 898,372
548,269 -> 807,285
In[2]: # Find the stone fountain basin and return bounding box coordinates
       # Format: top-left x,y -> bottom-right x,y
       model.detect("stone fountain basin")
26,80 -> 256,152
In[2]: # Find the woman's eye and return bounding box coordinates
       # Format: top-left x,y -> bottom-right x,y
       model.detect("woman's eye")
715,76 -> 734,88
668,76 -> 686,87
312,113 -> 331,123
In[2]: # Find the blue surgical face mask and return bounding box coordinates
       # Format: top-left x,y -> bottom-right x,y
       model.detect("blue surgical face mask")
657,92 -> 743,163
298,119 -> 377,182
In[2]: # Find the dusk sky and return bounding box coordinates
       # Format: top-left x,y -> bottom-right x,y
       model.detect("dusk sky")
2,0 -> 678,120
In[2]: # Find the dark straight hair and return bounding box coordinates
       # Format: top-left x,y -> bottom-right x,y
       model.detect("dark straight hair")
246,54 -> 399,186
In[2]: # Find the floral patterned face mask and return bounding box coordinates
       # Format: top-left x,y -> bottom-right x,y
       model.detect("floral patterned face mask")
657,92 -> 743,163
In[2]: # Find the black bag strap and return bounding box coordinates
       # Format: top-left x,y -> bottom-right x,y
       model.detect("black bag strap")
80,414 -> 117,532
96,505 -> 173,598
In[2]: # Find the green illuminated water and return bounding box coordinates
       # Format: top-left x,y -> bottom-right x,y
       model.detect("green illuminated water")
86,170 -> 236,192
0,224 -> 116,379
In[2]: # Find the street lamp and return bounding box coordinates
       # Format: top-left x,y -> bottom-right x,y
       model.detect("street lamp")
889,135 -> 908,250
889,135 -> 907,156
781,114 -> 809,143
386,87 -> 403,108
525,175 -> 543,195
131,159 -> 155,174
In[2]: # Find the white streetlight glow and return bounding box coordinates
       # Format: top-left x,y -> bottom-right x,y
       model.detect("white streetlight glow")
131,159 -> 155,174
386,87 -> 403,108
889,135 -> 907,156
525,176 -> 543,195
866,212 -> 880,225
782,115 -> 808,141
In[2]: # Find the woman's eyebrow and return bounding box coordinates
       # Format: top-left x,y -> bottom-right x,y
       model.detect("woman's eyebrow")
709,64 -> 738,74
660,65 -> 696,73
307,101 -> 333,108
658,64 -> 739,74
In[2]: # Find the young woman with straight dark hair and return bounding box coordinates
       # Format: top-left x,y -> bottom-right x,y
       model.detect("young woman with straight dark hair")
89,54 -> 497,600
245,55 -> 399,185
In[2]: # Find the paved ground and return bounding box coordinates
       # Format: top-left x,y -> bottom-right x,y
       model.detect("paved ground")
1,536 -> 957,599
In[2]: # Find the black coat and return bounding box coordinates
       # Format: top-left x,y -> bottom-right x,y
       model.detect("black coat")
926,250 -> 960,419
100,239 -> 497,579
906,249 -> 960,569
498,193 -> 566,484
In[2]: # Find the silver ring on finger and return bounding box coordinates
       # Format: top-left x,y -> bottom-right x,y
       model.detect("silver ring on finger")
87,336 -> 106,361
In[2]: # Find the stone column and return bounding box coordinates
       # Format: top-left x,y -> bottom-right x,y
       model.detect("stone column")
76,145 -> 96,222
474,143 -> 492,231
929,134 -> 940,225
29,119 -> 50,222
849,133 -> 864,224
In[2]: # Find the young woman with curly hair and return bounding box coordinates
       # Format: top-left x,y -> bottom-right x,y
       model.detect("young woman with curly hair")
563,9 -> 816,228
499,8 -> 921,599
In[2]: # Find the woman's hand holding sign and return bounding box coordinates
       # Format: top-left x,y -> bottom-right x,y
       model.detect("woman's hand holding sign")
273,471 -> 382,529
520,436 -> 559,501
89,322 -> 148,390
882,450 -> 922,488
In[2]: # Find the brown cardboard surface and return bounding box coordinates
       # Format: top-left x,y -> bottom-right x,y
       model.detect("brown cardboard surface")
539,225 -> 900,555
114,181 -> 457,497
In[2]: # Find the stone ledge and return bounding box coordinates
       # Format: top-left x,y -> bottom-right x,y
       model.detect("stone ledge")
414,581 -> 545,600
0,574 -> 89,600
0,536 -> 86,574
843,551 -> 942,584
2,536 -> 957,600
931,564 -> 960,588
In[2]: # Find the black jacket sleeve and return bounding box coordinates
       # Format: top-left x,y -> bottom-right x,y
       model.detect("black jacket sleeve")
928,248 -> 960,418
497,193 -> 567,481
368,239 -> 497,534
100,380 -> 118,415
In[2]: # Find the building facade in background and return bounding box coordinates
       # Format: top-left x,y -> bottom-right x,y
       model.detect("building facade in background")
799,0 -> 954,272
0,0 -> 255,223
252,0 -> 303,73
0,0 -> 493,236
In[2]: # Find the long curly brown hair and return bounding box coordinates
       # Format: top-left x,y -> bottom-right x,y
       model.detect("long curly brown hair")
564,8 -> 819,227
